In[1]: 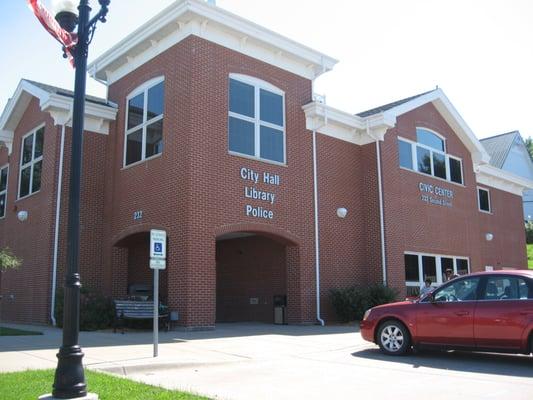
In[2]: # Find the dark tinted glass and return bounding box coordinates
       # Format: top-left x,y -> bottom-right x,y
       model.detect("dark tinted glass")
229,79 -> 254,118
398,140 -> 412,169
147,82 -> 164,121
260,126 -> 284,163
441,257 -> 454,280
449,158 -> 463,184
22,134 -> 33,164
32,160 -> 42,193
433,152 -> 446,179
260,89 -> 283,126
146,120 -> 163,158
19,166 -> 31,198
422,256 -> 437,283
34,127 -> 44,158
125,129 -> 143,165
228,117 -> 254,156
478,188 -> 490,212
0,167 -> 7,192
404,254 -> 419,281
416,146 -> 431,174
456,259 -> 469,275
0,193 -> 5,218
127,93 -> 144,130
417,128 -> 444,151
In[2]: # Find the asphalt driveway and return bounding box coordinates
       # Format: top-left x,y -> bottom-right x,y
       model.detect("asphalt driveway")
1,322 -> 531,399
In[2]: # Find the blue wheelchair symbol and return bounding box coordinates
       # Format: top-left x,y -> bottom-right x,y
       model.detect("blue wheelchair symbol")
154,242 -> 163,253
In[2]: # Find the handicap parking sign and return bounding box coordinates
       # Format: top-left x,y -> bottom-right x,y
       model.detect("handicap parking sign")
150,230 -> 166,259
154,242 -> 162,253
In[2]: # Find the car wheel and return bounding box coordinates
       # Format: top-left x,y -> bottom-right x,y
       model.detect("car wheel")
377,320 -> 411,355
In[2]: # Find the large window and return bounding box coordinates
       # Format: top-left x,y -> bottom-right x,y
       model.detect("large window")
124,77 -> 164,166
404,252 -> 470,296
228,75 -> 285,164
477,187 -> 491,213
19,126 -> 44,199
0,165 -> 7,218
398,128 -> 463,184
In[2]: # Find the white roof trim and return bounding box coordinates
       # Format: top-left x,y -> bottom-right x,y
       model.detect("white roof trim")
0,80 -> 117,154
88,0 -> 337,84
380,89 -> 491,165
476,164 -> 533,196
302,102 -> 395,145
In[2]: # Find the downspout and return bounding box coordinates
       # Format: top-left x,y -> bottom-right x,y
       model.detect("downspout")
312,127 -> 324,326
51,122 -> 67,325
368,121 -> 387,285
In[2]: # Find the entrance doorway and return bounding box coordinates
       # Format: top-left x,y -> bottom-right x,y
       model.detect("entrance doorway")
216,233 -> 287,323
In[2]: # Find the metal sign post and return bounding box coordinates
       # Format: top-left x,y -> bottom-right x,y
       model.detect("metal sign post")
150,230 -> 167,358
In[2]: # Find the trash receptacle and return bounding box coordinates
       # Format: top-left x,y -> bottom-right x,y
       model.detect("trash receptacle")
273,295 -> 287,324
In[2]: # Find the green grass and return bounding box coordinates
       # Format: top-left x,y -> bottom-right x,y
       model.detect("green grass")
0,327 -> 42,336
528,244 -> 533,269
0,369 -> 210,400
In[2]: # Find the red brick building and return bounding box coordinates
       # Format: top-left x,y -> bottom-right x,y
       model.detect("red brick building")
0,0 -> 531,328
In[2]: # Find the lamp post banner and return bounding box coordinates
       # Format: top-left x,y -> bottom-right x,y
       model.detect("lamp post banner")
27,0 -> 77,65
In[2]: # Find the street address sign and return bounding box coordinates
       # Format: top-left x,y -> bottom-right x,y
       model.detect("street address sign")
150,229 -> 166,259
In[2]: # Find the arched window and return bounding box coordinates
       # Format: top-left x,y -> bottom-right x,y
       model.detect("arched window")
124,76 -> 165,166
228,74 -> 286,164
397,128 -> 463,184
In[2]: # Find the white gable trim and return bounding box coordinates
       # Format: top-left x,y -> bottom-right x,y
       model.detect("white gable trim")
476,164 -> 533,196
0,81 -> 117,154
88,0 -> 337,85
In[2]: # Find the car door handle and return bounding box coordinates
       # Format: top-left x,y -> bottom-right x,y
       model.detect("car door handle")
454,311 -> 469,316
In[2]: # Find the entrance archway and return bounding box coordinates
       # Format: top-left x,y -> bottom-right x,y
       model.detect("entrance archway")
216,232 -> 290,323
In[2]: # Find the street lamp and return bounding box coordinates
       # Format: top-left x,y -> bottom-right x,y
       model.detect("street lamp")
48,1 -> 110,399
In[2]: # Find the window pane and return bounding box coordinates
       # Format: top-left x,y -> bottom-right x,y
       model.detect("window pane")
125,129 -> 143,165
146,119 -> 163,158
449,158 -> 463,184
19,166 -> 31,198
435,277 -> 479,302
442,257 -> 454,281
416,146 -> 431,174
260,89 -> 283,126
32,160 -> 42,193
0,167 -> 7,192
417,128 -> 444,151
34,127 -> 44,158
22,134 -> 33,164
147,82 -> 164,121
422,256 -> 437,284
0,193 -> 5,218
433,152 -> 446,179
456,259 -> 469,275
229,79 -> 254,118
229,117 -> 254,156
260,126 -> 284,163
478,189 -> 490,212
404,254 -> 419,281
127,93 -> 144,130
398,140 -> 412,169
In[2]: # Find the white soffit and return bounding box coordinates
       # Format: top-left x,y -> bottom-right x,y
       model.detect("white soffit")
88,0 -> 338,84
476,164 -> 533,196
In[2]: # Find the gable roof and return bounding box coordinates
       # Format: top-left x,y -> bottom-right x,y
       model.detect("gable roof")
356,89 -> 436,117
23,79 -> 112,107
88,0 -> 337,85
480,131 -> 521,168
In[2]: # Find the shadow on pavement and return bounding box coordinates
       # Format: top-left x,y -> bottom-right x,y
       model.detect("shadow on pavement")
352,347 -> 533,378
0,322 -> 360,352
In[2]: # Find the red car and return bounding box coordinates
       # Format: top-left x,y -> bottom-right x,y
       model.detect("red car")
360,270 -> 533,355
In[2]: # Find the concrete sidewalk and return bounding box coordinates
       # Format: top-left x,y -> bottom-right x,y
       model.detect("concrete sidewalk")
1,322 -> 532,400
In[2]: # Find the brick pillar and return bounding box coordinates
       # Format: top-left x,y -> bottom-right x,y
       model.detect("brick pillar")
111,246 -> 128,298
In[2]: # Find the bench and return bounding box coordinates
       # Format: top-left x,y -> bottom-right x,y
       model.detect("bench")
113,299 -> 170,333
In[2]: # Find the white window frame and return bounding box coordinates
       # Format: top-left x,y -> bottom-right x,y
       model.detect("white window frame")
18,124 -> 44,200
124,76 -> 165,168
398,134 -> 464,186
404,251 -> 470,289
477,186 -> 491,213
0,164 -> 8,219
228,73 -> 286,165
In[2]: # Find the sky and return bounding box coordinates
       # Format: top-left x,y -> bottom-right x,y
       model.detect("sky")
1,0 -> 532,139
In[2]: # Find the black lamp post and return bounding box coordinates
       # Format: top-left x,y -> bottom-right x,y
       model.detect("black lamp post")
50,1 -> 110,398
